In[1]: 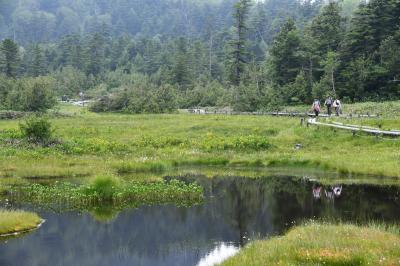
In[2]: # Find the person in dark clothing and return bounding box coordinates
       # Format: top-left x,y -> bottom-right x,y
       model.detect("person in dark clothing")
325,97 -> 333,116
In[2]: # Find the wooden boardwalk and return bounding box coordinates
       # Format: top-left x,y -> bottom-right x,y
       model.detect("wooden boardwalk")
188,109 -> 379,119
307,118 -> 400,137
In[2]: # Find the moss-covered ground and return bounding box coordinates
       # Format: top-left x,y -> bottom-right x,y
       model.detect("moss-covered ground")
0,209 -> 42,235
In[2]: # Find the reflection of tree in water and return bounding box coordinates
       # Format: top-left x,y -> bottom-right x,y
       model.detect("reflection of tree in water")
180,175 -> 400,237
182,175 -> 314,242
90,206 -> 120,223
317,185 -> 400,223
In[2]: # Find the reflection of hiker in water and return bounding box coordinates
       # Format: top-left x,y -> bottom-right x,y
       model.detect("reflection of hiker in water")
325,186 -> 335,200
312,184 -> 322,199
325,185 -> 343,200
333,185 -> 342,197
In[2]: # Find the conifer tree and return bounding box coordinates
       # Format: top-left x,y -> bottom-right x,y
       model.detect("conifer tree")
0,39 -> 19,78
227,0 -> 251,86
269,19 -> 303,86
30,45 -> 46,77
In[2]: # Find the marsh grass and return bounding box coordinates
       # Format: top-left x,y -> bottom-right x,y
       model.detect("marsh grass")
0,209 -> 42,235
222,222 -> 400,266
0,103 -> 399,180
7,177 -> 203,211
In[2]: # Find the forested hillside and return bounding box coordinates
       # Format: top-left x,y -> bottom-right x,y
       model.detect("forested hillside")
0,0 -> 399,113
0,0 -> 323,43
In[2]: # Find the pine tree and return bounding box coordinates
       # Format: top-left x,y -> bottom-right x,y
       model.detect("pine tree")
172,37 -> 192,89
269,19 -> 304,86
84,33 -> 105,76
310,2 -> 344,55
227,0 -> 251,86
0,39 -> 19,78
30,45 -> 46,77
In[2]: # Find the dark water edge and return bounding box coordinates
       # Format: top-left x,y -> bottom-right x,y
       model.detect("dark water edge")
0,174 -> 399,266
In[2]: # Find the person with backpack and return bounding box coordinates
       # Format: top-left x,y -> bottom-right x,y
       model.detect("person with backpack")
333,99 -> 341,116
312,99 -> 321,117
324,97 -> 333,116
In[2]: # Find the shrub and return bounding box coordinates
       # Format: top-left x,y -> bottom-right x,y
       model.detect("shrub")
19,116 -> 54,144
6,77 -> 57,112
88,176 -> 119,200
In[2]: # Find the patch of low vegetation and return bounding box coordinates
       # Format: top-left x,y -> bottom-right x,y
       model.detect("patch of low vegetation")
7,176 -> 203,211
19,116 -> 54,144
222,222 -> 400,266
0,209 -> 42,235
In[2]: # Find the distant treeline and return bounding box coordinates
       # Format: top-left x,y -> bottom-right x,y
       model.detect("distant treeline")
0,0 -> 399,113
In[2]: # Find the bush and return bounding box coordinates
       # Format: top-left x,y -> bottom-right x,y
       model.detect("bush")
90,83 -> 178,114
88,176 -> 119,200
19,116 -> 54,144
3,76 -> 57,112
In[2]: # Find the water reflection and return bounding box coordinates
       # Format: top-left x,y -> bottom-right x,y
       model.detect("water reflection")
0,175 -> 399,266
197,243 -> 239,266
313,184 -> 343,200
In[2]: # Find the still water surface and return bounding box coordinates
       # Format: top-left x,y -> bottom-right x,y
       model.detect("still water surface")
0,175 -> 399,266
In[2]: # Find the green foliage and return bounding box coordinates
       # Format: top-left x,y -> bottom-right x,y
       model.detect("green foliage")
0,0 -> 399,112
19,116 -> 53,144
90,81 -> 178,114
0,76 -> 56,112
269,19 -> 303,86
227,0 -> 252,86
53,66 -> 89,97
115,162 -> 167,175
86,176 -> 119,200
0,39 -> 19,78
198,133 -> 271,152
22,77 -> 57,111
8,179 -> 204,211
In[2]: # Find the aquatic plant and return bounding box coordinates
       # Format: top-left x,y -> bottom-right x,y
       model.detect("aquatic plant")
7,179 -> 203,211
85,176 -> 119,200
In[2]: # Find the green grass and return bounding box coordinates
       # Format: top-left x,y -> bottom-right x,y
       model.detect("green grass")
0,209 -> 42,235
222,222 -> 400,266
7,176 -> 203,211
0,102 -> 399,184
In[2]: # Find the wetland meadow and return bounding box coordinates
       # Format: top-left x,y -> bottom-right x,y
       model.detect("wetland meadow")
0,103 -> 399,266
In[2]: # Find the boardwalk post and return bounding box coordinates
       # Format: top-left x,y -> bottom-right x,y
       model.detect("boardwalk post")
300,118 -> 304,126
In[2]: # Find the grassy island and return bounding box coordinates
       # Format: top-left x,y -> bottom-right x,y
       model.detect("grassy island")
0,210 -> 43,236
222,223 -> 400,266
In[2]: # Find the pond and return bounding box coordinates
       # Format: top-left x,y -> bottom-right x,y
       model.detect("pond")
0,174 -> 399,266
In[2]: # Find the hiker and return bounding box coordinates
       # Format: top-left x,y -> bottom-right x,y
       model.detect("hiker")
325,187 -> 335,201
312,185 -> 322,199
333,99 -> 341,116
333,185 -> 342,197
324,97 -> 333,116
312,99 -> 321,117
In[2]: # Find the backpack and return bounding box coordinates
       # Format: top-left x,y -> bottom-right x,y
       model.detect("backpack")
313,101 -> 320,111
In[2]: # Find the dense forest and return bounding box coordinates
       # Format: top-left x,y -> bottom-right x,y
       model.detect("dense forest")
0,0 -> 399,113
